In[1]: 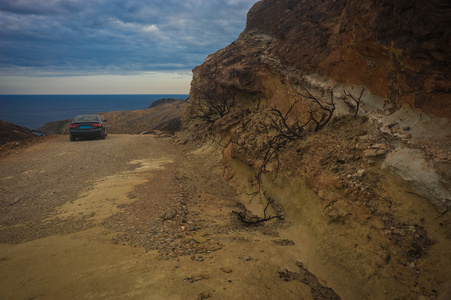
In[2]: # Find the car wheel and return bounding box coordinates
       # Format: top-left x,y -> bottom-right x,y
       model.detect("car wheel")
70,135 -> 76,141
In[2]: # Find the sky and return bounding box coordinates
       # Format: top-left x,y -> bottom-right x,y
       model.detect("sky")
0,0 -> 259,94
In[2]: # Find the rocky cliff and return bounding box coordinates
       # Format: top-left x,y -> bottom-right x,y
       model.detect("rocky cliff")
184,0 -> 451,299
190,0 -> 450,117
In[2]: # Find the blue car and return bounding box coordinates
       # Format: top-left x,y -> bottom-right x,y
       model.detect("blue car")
69,114 -> 107,141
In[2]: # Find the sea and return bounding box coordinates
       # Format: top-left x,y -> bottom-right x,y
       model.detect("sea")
0,94 -> 189,130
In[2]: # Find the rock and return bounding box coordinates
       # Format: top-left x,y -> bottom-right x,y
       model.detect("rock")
376,149 -> 388,156
387,122 -> 398,129
382,148 -> 451,209
363,147 -> 387,159
371,143 -> 387,149
196,292 -> 212,300
357,169 -> 365,177
355,143 -> 366,150
149,98 -> 184,108
363,149 -> 378,158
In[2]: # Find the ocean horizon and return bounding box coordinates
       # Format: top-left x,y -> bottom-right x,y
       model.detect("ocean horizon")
0,94 -> 189,130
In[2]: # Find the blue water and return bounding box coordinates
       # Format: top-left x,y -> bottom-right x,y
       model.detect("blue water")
0,94 -> 188,130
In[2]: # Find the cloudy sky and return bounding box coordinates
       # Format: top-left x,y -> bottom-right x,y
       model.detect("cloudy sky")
0,0 -> 259,94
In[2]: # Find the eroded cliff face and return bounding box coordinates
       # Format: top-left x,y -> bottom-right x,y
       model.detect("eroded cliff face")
248,0 -> 450,117
191,0 -> 450,117
184,0 -> 450,298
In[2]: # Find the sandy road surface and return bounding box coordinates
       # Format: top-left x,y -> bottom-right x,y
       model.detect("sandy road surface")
1,135 -> 169,238
0,134 -> 338,299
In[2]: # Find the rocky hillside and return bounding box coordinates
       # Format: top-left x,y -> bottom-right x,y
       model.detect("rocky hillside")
183,0 -> 450,299
38,99 -> 187,135
0,120 -> 37,145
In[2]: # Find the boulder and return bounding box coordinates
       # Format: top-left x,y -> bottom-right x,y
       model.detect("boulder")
382,148 -> 451,209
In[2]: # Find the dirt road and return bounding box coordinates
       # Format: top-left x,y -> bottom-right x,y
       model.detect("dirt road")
0,134 -> 339,299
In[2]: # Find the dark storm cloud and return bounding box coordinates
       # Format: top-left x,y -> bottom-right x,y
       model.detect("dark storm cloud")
0,0 -> 258,76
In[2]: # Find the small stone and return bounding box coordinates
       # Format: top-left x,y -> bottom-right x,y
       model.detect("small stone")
371,143 -> 386,149
376,149 -> 387,156
190,226 -> 196,231
363,149 -> 378,158
357,169 -> 365,177
228,279 -> 232,283
366,158 -> 375,165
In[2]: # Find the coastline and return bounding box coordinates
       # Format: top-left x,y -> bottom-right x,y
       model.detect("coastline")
0,94 -> 188,130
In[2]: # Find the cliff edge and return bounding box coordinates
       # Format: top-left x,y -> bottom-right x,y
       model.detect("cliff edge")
184,0 -> 451,298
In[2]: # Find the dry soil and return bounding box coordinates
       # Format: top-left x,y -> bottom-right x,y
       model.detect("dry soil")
0,134 -> 337,299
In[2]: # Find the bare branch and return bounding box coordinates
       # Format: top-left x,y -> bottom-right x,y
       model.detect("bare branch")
298,89 -> 335,131
268,100 -> 310,140
232,198 -> 284,225
194,87 -> 237,123
344,88 -> 365,117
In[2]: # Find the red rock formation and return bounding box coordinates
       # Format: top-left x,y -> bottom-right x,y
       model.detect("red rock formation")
189,0 -> 450,118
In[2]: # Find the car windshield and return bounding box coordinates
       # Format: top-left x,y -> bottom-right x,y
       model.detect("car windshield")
74,115 -> 99,122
